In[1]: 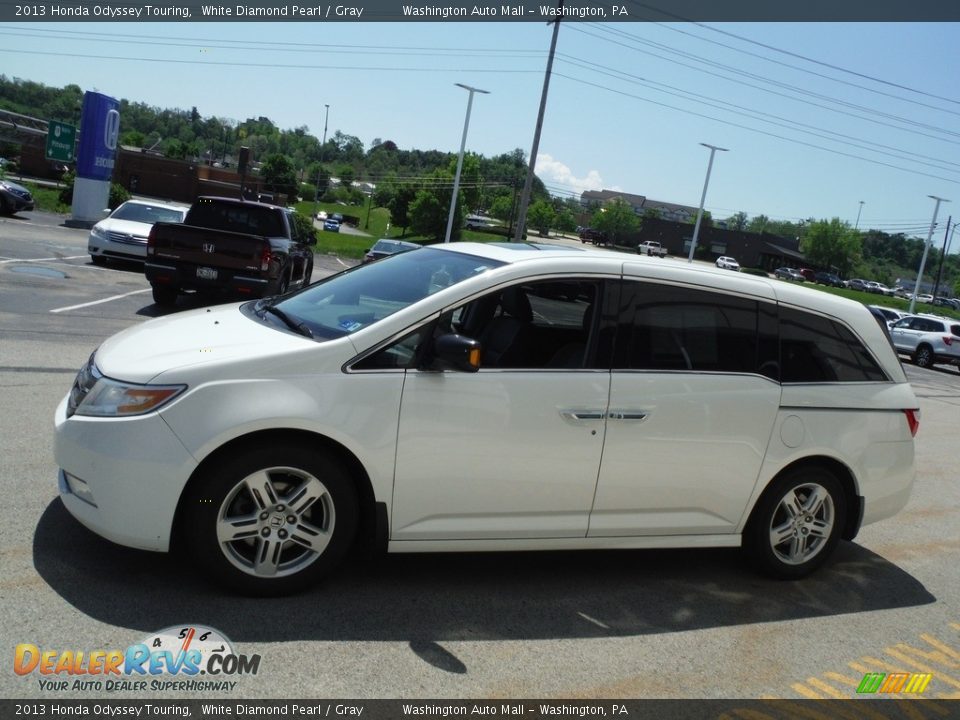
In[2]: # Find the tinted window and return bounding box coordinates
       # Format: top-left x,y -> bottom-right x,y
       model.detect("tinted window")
186,200 -> 286,237
612,282 -> 777,377
780,308 -> 886,382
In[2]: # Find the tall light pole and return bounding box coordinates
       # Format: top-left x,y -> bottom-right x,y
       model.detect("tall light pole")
688,143 -> 728,263
909,195 -> 949,314
313,104 -> 330,217
855,200 -> 865,230
444,83 -> 489,243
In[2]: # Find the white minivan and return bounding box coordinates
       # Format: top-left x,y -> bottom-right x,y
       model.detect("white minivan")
55,243 -> 919,595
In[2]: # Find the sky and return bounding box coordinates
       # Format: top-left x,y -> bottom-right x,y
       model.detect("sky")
2,20 -> 960,246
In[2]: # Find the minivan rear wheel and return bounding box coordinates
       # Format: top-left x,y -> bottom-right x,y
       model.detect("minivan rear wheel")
745,467 -> 846,580
183,445 -> 358,596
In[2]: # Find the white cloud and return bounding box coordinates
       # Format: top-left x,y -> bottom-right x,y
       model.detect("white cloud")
534,154 -> 617,197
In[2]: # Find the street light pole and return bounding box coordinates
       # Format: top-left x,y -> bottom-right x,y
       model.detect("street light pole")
444,83 -> 489,244
688,143 -> 728,264
313,104 -> 330,217
909,195 -> 949,314
855,200 -> 864,230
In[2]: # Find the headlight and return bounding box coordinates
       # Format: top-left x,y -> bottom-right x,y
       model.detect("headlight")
90,224 -> 108,241
68,353 -> 186,417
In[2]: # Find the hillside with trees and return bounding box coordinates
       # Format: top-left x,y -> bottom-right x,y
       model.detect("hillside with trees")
0,75 -> 555,242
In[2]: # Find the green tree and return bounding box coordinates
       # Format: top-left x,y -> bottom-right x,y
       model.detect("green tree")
489,195 -> 514,222
410,185 -> 460,242
260,153 -> 298,201
527,200 -> 556,236
747,214 -> 770,234
727,211 -> 749,231
801,218 -> 863,276
388,187 -> 418,236
592,198 -> 639,245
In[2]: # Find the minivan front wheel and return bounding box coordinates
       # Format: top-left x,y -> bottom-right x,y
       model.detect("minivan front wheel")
183,445 -> 358,595
745,467 -> 845,579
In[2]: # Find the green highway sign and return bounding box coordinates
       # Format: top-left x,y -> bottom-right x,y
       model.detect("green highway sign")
45,121 -> 76,163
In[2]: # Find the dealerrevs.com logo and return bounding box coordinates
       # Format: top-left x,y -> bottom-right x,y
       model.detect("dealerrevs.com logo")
14,625 -> 261,693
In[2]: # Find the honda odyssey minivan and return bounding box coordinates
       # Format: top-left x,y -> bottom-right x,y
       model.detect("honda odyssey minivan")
55,243 -> 919,595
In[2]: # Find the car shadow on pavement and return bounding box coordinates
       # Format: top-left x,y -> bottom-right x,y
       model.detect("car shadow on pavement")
34,500 -> 935,643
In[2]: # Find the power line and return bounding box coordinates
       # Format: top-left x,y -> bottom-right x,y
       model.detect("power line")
553,71 -> 960,186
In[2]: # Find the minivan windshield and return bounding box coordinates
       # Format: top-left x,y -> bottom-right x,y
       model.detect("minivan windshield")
263,247 -> 504,339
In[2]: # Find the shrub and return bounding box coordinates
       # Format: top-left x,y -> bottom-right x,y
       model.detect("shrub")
741,268 -> 770,277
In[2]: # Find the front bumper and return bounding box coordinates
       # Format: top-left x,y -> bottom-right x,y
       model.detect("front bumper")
54,395 -> 198,552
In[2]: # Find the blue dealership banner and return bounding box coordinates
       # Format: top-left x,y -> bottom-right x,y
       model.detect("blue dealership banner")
76,91 -> 120,182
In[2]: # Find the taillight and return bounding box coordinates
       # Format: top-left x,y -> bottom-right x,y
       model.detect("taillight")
903,409 -> 920,437
146,227 -> 156,257
260,246 -> 271,272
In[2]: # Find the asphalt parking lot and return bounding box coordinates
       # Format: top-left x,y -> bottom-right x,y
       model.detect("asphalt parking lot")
2,211 -> 959,704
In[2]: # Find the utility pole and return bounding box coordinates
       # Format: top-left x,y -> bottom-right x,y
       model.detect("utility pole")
313,104 -> 330,218
932,216 -> 952,300
513,0 -> 563,243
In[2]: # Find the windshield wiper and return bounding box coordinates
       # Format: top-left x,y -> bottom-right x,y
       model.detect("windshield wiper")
263,304 -> 314,338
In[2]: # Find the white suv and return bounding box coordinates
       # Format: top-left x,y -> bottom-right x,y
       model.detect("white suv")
55,243 -> 919,594
889,314 -> 960,370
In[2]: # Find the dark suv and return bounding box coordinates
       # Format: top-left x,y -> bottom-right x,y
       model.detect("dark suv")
814,271 -> 844,287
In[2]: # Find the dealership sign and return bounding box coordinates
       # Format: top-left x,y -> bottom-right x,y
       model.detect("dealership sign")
76,91 -> 120,182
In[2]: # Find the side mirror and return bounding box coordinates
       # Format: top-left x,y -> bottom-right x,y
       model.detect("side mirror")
431,333 -> 482,373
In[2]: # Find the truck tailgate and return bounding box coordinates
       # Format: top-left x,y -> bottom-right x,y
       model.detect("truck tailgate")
149,223 -> 268,272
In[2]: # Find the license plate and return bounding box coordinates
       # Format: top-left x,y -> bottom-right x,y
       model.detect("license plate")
196,267 -> 218,280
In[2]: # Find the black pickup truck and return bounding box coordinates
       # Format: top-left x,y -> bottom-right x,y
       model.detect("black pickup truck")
145,196 -> 315,306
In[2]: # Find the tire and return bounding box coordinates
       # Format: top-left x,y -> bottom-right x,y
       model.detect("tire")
151,284 -> 178,307
182,445 -> 358,596
744,466 -> 846,580
268,272 -> 290,297
90,255 -> 107,266
913,344 -> 934,368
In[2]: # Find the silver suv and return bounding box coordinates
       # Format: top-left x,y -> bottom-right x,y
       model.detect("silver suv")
889,315 -> 960,371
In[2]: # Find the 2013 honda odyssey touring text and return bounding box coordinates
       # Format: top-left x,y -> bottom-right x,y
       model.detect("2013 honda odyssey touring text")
54,242 -> 919,595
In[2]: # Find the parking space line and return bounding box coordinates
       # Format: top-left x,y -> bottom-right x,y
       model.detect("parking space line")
0,255 -> 87,264
50,289 -> 151,313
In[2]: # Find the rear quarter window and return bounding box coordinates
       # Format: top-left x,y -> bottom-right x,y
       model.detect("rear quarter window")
780,307 -> 887,382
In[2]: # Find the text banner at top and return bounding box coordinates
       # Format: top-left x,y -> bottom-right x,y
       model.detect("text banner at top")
4,0 -> 960,23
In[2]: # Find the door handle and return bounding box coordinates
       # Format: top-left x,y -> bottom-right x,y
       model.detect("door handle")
560,410 -> 606,422
607,410 -> 648,421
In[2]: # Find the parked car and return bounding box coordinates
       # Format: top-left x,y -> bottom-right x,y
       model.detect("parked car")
363,238 -> 420,264
323,218 -> 341,232
889,314 -> 960,370
915,294 -> 934,304
846,279 -> 868,292
0,178 -> 35,215
814,271 -> 845,288
868,305 -> 908,327
775,267 -> 804,282
865,281 -> 895,296
798,268 -> 815,282
715,256 -> 740,271
932,297 -> 960,311
55,243 -> 919,594
88,200 -> 188,265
